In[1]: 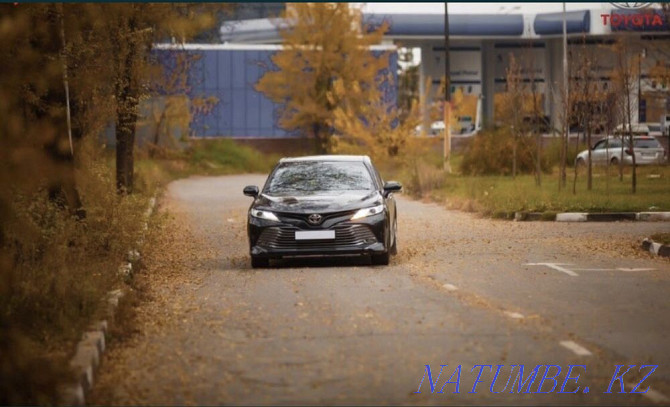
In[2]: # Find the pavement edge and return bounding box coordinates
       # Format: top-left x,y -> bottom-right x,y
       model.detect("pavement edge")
514,211 -> 670,222
642,238 -> 670,258
58,195 -> 158,405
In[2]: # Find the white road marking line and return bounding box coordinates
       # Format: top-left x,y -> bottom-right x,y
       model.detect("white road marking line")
559,340 -> 592,356
441,283 -> 458,291
525,263 -> 579,277
504,311 -> 524,319
572,267 -> 656,272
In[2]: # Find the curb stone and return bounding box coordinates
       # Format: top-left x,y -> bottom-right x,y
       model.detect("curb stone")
514,211 -> 670,222
642,238 -> 670,258
59,194 -> 157,405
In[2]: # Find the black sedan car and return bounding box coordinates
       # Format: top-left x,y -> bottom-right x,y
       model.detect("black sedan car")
243,155 -> 401,268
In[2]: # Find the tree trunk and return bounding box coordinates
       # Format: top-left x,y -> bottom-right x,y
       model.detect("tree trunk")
512,136 -> 517,179
115,42 -> 139,194
312,122 -> 328,154
587,126 -> 592,191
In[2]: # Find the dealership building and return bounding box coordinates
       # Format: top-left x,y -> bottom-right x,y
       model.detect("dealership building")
152,5 -> 669,142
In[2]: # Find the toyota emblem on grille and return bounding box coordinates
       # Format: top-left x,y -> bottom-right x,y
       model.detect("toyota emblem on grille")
308,214 -> 323,225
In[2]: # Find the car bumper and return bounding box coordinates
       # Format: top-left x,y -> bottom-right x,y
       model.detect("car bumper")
624,155 -> 667,165
248,214 -> 388,259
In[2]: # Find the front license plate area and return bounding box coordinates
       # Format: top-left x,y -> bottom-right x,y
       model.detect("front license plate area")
295,230 -> 335,240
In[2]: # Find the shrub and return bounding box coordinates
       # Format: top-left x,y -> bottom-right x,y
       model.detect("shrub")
460,127 -> 551,176
188,139 -> 280,174
0,139 -> 150,404
543,137 -> 590,168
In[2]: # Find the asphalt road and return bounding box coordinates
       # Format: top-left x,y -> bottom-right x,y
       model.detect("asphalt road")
91,174 -> 670,405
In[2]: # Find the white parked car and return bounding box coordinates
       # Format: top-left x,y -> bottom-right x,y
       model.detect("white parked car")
613,123 -> 650,136
643,122 -> 663,138
661,114 -> 670,137
430,120 -> 445,136
575,136 -> 667,166
457,116 -> 475,134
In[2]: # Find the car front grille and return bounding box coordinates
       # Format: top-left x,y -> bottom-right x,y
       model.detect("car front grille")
257,224 -> 377,250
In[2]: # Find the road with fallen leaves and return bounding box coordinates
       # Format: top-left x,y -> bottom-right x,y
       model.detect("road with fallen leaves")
91,174 -> 670,405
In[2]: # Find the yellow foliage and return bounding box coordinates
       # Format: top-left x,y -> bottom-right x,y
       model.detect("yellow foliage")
255,3 -> 390,153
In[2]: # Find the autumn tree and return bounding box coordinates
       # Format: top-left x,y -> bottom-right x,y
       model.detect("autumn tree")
611,37 -> 640,192
397,47 -> 420,122
255,3 -> 390,153
0,5 -> 225,402
93,4 -> 221,193
332,74 -> 421,160
499,54 -> 526,178
571,38 -> 603,191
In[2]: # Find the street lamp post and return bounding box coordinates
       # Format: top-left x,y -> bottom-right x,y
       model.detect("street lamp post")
638,48 -> 646,123
443,2 -> 451,173
561,1 -> 568,188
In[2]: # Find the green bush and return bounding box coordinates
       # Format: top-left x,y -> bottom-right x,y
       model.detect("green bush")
543,137 -> 590,168
189,139 -> 280,174
460,127 -> 551,176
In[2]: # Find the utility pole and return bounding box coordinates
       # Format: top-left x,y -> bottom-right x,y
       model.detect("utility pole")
443,2 -> 451,172
560,2 -> 568,189
638,48 -> 645,123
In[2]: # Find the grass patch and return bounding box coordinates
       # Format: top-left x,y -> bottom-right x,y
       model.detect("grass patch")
382,146 -> 669,215
134,139 -> 282,192
423,163 -> 670,214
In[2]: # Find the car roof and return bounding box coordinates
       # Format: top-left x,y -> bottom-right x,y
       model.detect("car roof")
604,136 -> 658,141
279,155 -> 371,163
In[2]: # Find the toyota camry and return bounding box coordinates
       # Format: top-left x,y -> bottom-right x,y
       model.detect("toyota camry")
243,155 -> 401,268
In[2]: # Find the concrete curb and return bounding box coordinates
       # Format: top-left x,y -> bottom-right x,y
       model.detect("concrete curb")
514,211 -> 670,222
642,238 -> 670,258
59,194 -> 158,405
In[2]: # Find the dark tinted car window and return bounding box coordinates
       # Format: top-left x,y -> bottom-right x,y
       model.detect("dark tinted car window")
265,161 -> 374,195
634,138 -> 661,148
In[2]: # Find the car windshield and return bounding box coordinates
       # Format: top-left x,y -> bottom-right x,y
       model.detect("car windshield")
634,138 -> 662,148
264,161 -> 375,195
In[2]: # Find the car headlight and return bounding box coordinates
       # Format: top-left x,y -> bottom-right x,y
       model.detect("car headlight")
250,209 -> 279,222
351,204 -> 385,220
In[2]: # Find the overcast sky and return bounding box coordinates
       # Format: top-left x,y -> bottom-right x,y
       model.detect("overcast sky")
357,2 -> 613,14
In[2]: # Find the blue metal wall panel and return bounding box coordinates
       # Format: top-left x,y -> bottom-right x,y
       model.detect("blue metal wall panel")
155,48 -> 397,139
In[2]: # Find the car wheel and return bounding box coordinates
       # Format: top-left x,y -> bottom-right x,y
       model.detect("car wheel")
610,157 -> 619,166
390,219 -> 398,255
576,158 -> 586,167
371,251 -> 390,266
251,256 -> 269,269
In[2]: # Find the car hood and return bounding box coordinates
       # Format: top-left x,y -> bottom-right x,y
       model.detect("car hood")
254,191 -> 382,214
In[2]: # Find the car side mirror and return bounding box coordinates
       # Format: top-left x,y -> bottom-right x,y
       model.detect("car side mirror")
243,185 -> 259,198
383,181 -> 402,197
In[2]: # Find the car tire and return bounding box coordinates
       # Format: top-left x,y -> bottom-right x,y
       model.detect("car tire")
251,256 -> 269,269
390,219 -> 398,255
576,158 -> 585,167
611,157 -> 619,166
371,252 -> 390,266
